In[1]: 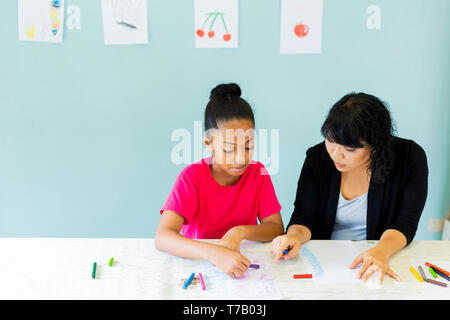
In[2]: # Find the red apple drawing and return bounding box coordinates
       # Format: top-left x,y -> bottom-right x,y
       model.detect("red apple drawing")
294,22 -> 309,37
208,31 -> 215,38
196,29 -> 205,37
223,33 -> 231,41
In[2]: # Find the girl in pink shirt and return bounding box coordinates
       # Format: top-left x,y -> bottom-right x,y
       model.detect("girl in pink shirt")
155,83 -> 284,278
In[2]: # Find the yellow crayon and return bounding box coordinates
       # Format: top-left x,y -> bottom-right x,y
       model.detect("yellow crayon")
410,266 -> 423,283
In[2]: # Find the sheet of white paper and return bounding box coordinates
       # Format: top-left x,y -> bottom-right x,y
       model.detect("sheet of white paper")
177,253 -> 283,299
300,241 -> 361,284
101,0 -> 149,45
195,0 -> 239,48
18,0 -> 65,43
280,0 -> 323,54
410,259 -> 450,291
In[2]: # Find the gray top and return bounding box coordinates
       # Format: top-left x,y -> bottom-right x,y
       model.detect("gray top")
330,191 -> 368,240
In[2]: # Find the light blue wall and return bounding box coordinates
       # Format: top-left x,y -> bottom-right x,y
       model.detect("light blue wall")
1,0 -> 449,239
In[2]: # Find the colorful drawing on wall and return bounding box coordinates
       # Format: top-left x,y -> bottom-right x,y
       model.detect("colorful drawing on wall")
294,21 -> 309,38
18,0 -> 65,43
101,0 -> 149,45
280,0 -> 323,54
196,12 -> 232,42
195,0 -> 238,48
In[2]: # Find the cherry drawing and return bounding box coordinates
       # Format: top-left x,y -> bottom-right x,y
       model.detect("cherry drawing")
196,12 -> 232,42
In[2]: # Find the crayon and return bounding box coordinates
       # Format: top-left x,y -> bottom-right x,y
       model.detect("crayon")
249,264 -> 260,269
198,272 -> 206,290
429,266 -> 450,281
418,266 -> 427,280
425,262 -> 450,277
409,266 -> 423,283
429,267 -> 438,278
293,274 -> 313,279
183,272 -> 195,290
424,278 -> 447,288
92,262 -> 97,279
108,257 -> 114,267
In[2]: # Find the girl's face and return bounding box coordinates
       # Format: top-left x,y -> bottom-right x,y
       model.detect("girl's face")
204,118 -> 255,177
325,137 -> 373,173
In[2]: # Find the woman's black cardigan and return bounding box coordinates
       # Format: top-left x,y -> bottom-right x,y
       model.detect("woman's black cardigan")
287,137 -> 428,245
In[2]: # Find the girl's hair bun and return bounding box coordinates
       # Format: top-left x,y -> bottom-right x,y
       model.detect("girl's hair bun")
210,83 -> 241,100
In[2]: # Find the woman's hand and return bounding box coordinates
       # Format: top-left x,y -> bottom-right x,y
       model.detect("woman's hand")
207,244 -> 251,278
271,233 -> 302,263
349,246 -> 401,284
218,226 -> 243,253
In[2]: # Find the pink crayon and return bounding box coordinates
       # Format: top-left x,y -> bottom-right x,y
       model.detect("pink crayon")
198,272 -> 206,290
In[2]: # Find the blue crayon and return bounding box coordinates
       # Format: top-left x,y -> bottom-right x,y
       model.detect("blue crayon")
51,0 -> 61,8
183,272 -> 195,290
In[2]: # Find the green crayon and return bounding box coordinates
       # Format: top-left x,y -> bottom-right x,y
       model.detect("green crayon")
429,267 -> 438,278
92,262 -> 97,279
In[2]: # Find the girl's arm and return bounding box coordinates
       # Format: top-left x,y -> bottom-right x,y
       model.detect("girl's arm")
155,210 -> 251,278
218,213 -> 284,252
155,210 -> 216,260
232,212 -> 285,242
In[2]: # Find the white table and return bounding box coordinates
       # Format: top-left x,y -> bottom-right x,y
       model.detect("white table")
0,238 -> 449,300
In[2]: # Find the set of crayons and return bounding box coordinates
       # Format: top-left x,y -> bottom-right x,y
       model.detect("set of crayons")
183,272 -> 206,290
91,257 -> 115,279
182,264 -> 263,290
410,262 -> 449,288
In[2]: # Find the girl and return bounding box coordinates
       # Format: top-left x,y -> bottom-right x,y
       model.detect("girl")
272,92 -> 428,285
156,83 -> 284,278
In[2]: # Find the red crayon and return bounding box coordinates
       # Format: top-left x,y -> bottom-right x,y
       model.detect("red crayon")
293,274 -> 313,279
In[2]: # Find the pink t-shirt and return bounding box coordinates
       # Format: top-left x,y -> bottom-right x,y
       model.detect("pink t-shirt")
160,157 -> 282,239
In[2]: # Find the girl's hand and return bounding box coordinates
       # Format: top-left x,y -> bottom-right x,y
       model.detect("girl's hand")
219,226 -> 243,253
349,246 -> 401,284
208,245 -> 251,278
271,234 -> 301,263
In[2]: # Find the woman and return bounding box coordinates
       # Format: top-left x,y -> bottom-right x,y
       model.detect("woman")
272,92 -> 428,284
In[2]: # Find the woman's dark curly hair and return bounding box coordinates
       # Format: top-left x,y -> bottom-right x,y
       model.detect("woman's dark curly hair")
321,92 -> 396,184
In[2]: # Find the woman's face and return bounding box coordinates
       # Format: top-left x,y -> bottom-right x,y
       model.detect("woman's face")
204,118 -> 255,177
325,137 -> 373,173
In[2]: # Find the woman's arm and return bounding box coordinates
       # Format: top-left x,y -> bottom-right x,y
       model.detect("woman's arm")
271,224 -> 312,262
271,147 -> 321,262
349,229 -> 406,283
348,143 -> 428,284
